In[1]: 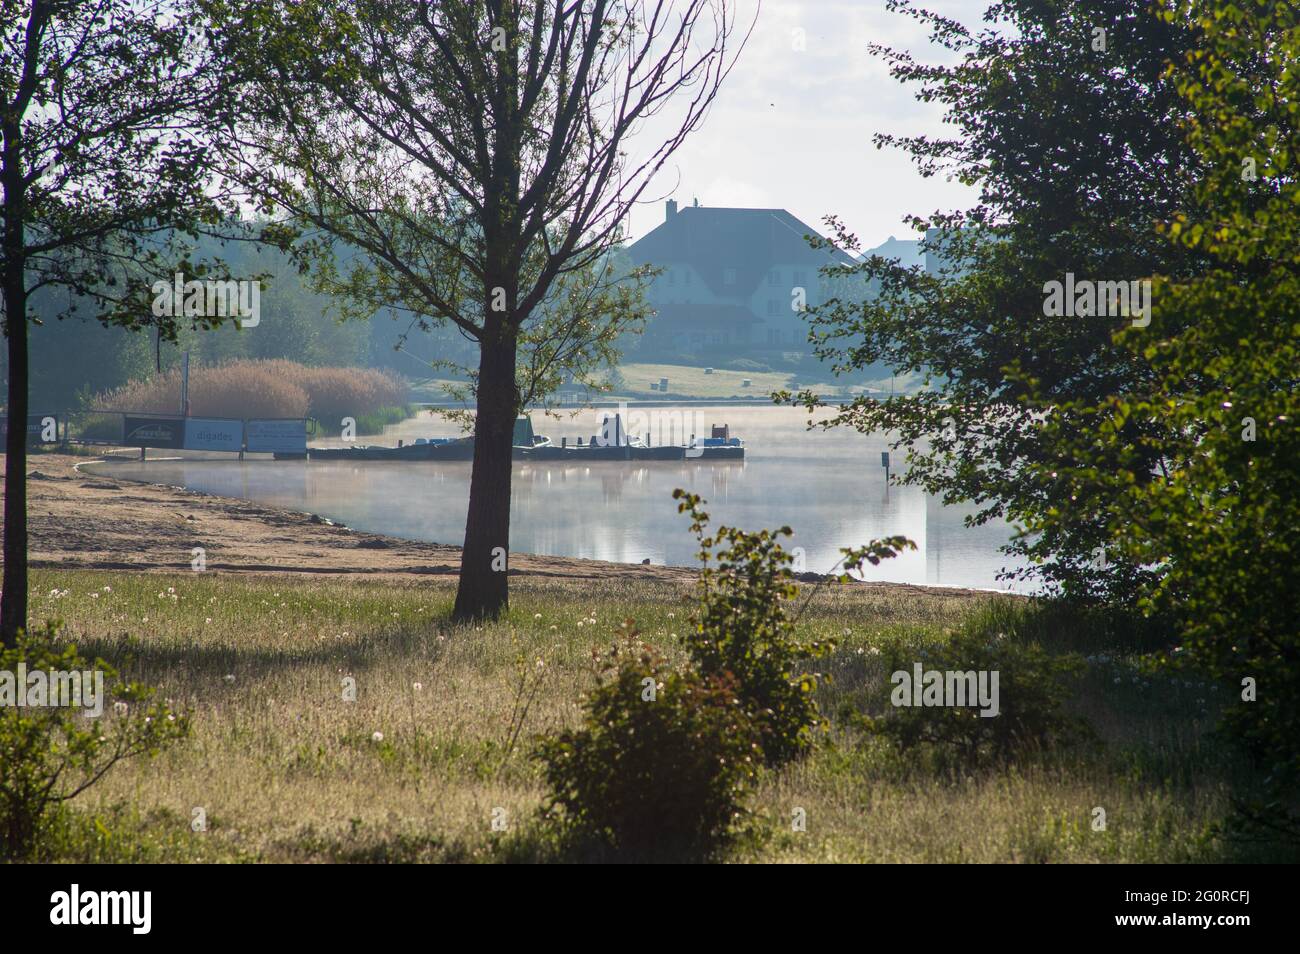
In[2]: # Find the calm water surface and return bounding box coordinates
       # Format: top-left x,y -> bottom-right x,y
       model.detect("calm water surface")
90,405 -> 1030,591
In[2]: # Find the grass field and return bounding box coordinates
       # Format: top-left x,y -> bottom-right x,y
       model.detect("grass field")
18,567 -> 1291,863
408,363 -> 924,404
616,363 -> 798,399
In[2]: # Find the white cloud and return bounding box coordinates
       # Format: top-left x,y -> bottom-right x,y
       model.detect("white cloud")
625,0 -> 989,247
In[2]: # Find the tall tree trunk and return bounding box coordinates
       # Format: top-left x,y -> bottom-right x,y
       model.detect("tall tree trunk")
452,317 -> 518,621
1,116 -> 27,647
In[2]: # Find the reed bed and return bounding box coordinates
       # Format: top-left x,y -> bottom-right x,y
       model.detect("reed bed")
94,360 -> 408,422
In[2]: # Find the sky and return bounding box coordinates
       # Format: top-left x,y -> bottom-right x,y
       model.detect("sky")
626,0 -> 993,249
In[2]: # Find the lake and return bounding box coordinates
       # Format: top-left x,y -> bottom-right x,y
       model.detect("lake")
90,404 -> 1030,591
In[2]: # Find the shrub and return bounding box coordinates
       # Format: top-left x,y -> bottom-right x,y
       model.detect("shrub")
0,624 -> 189,860
674,490 -> 839,767
535,638 -> 761,861
322,404 -> 415,437
855,623 -> 1092,768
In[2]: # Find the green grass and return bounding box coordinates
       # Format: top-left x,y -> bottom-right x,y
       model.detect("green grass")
616,362 -> 797,399
613,363 -> 927,400
407,365 -> 928,403
313,404 -> 417,437
16,568 -> 1292,863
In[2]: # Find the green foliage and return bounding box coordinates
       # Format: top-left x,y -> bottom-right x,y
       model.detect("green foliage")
1021,0 -> 1300,839
672,490 -> 836,767
534,638 -> 761,861
0,623 -> 189,860
317,404 -> 415,437
794,0 -> 1204,603
535,495 -> 915,857
855,621 -> 1093,768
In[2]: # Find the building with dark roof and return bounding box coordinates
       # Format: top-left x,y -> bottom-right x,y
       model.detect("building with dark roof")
625,199 -> 857,359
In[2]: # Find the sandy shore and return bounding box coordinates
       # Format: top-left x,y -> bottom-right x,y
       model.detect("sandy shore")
3,451 -> 988,599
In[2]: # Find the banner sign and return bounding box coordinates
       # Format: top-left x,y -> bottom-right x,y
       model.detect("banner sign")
0,414 -> 58,443
245,419 -> 307,454
183,417 -> 244,452
123,415 -> 185,448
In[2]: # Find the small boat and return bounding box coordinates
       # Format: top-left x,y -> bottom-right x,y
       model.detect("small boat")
687,424 -> 745,460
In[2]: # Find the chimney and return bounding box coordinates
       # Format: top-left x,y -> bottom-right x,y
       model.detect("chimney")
666,199 -> 678,220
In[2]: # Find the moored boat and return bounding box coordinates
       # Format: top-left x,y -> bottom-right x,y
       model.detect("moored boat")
305,415 -> 744,462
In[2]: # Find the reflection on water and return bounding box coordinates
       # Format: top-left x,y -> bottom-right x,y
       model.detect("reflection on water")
90,405 -> 1030,591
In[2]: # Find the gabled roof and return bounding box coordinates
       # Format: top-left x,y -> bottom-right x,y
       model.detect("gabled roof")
628,206 -> 856,299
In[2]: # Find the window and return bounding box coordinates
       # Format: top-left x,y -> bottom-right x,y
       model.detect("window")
766,300 -> 778,315
683,269 -> 691,285
793,270 -> 806,286
667,269 -> 676,285
768,269 -> 780,286
723,267 -> 737,285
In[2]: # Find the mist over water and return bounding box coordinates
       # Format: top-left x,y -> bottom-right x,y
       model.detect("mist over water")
92,405 -> 1030,591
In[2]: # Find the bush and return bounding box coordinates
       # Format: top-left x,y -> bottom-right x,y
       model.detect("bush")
855,622 -> 1092,768
320,404 -> 415,437
0,624 -> 189,860
534,495 -> 914,856
672,490 -> 838,767
535,638 -> 761,860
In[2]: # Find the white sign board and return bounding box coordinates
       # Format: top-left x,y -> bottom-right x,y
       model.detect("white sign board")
183,418 -> 244,452
246,418 -> 307,454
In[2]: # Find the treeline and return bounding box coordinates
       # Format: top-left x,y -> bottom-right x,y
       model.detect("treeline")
23,234 -> 474,413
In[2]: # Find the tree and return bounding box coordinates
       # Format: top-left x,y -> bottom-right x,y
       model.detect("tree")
215,0 -> 749,620
1,0 -> 237,644
1025,0 -> 1300,838
790,0 -> 1204,603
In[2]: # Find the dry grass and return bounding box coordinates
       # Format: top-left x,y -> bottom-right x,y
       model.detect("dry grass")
94,360 -> 408,422
22,569 -> 1285,863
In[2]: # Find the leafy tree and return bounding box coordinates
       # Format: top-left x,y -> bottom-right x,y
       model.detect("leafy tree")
1024,0 -> 1300,839
212,0 -> 749,620
789,0 -> 1204,603
1,0 -> 237,643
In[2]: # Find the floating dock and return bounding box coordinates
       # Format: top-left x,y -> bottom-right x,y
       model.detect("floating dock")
298,415 -> 744,462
